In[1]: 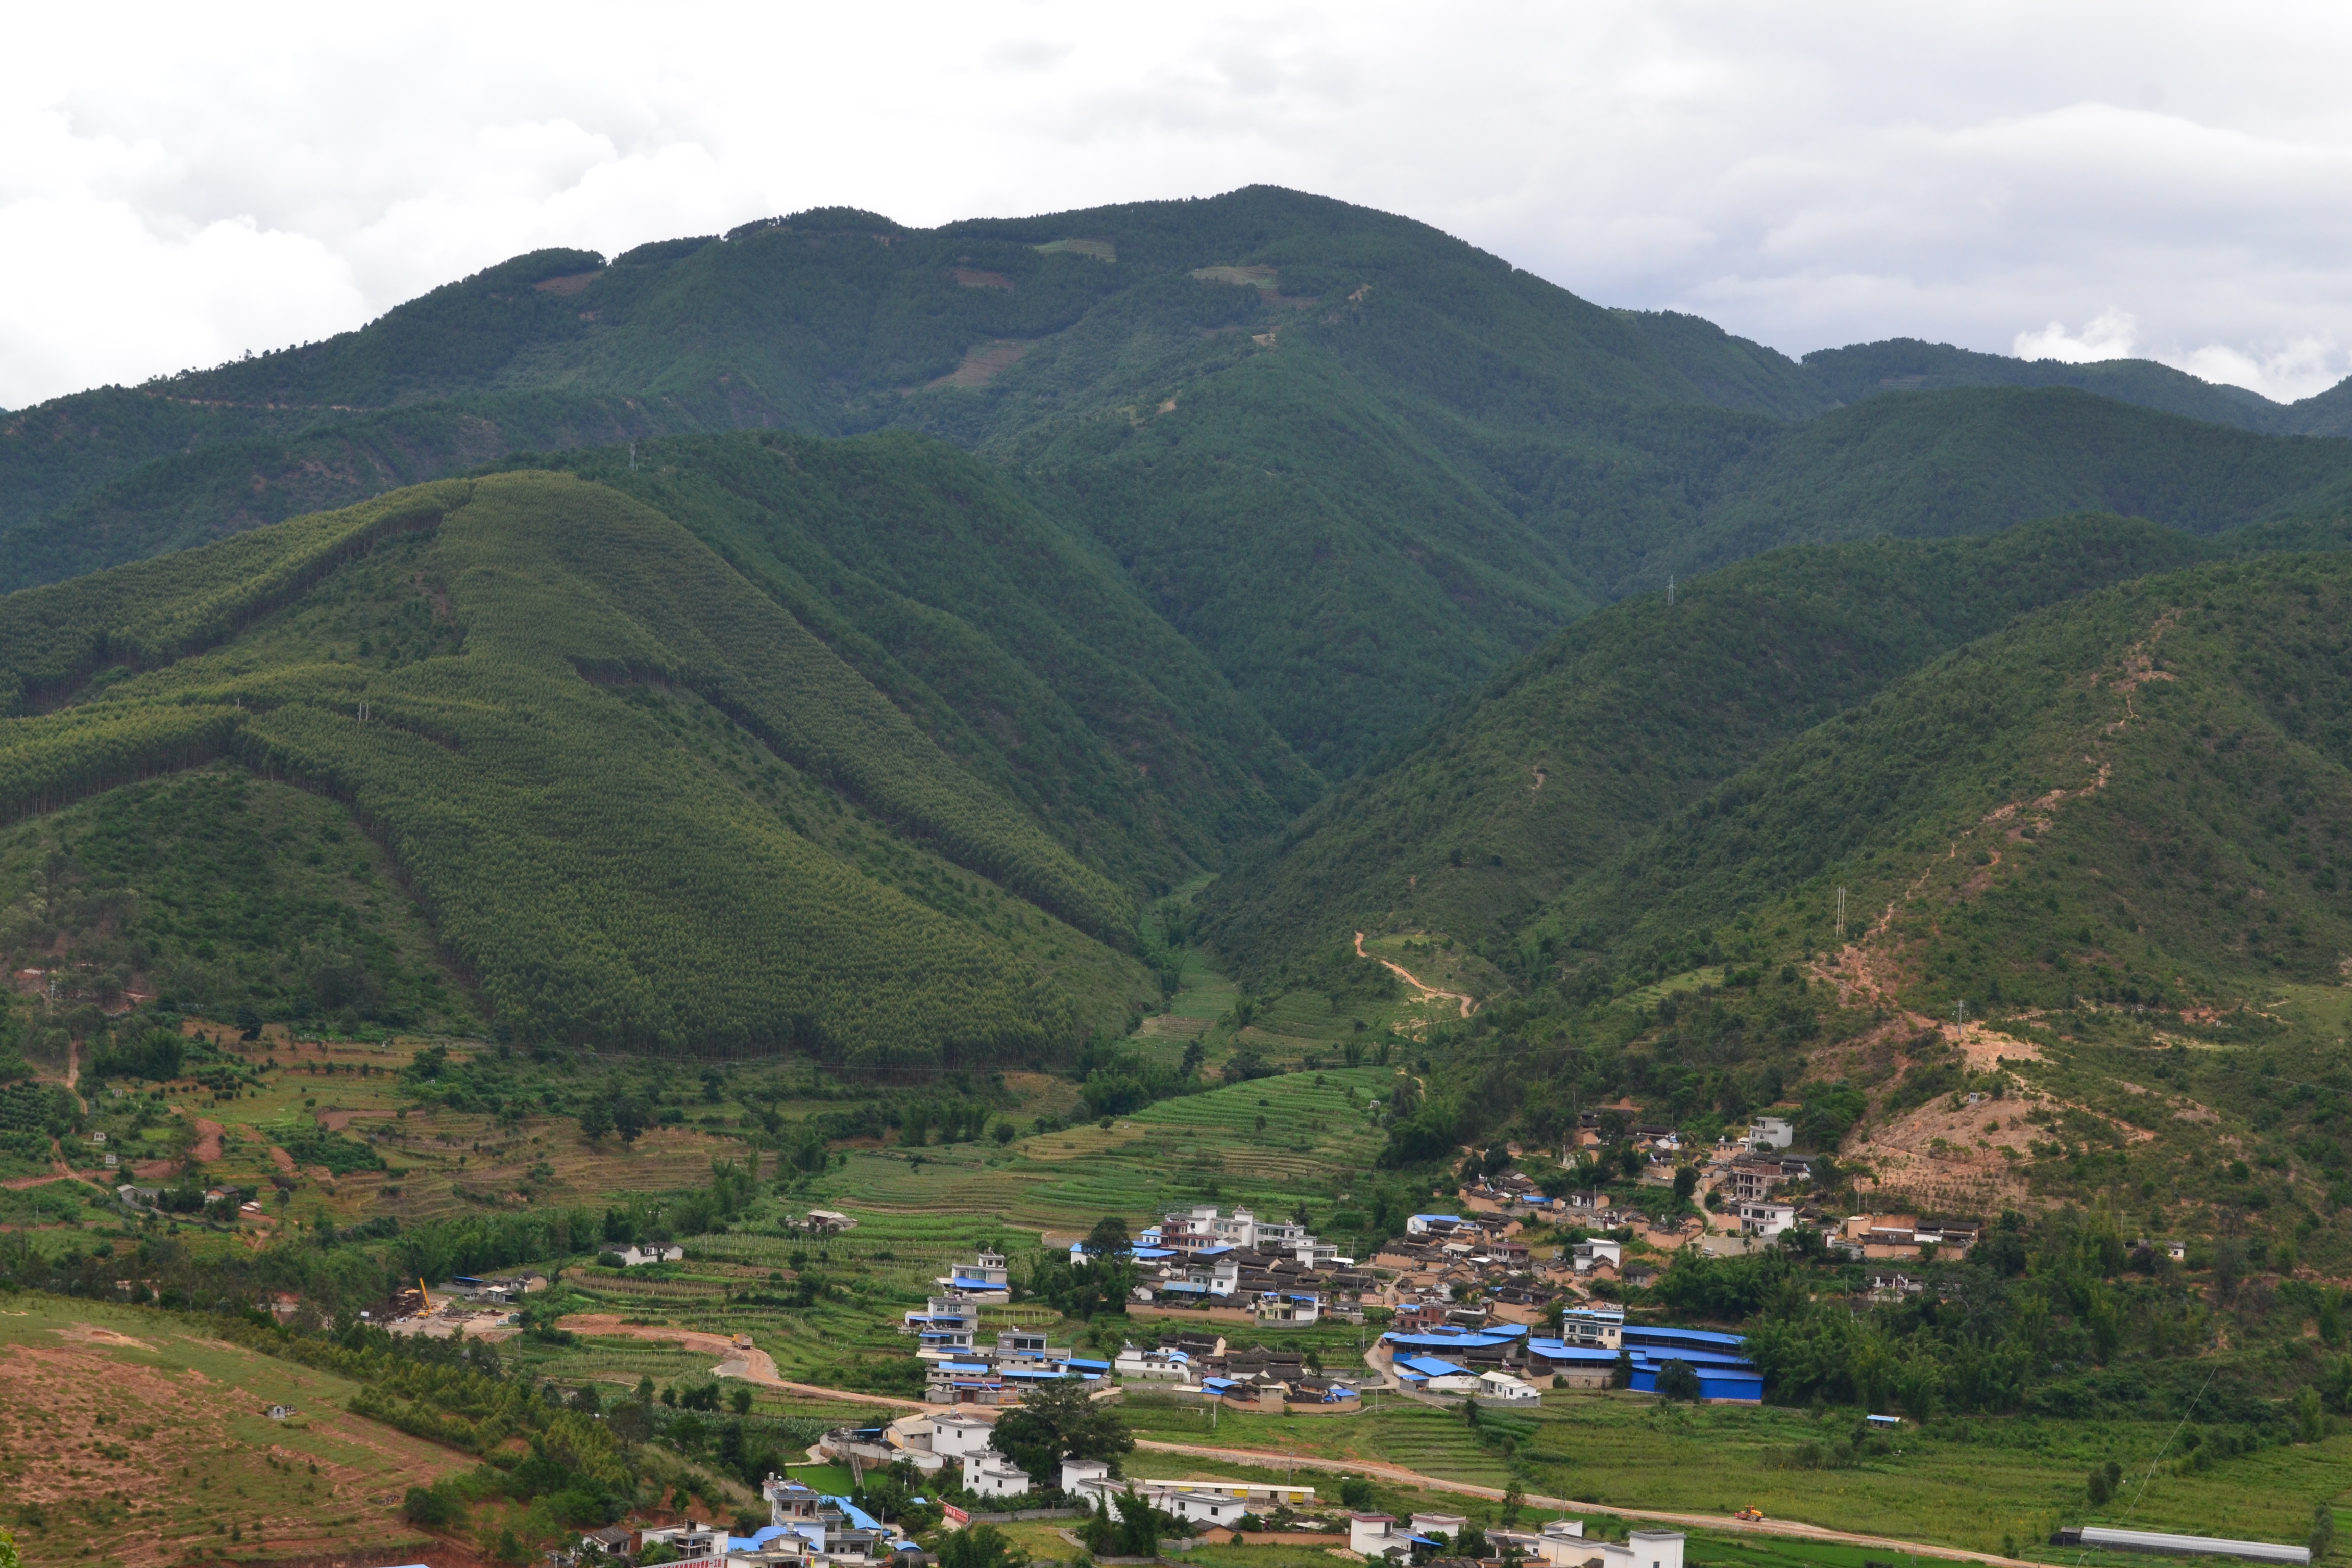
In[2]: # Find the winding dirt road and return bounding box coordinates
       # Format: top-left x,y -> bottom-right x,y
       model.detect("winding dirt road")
546,1318 -> 2027,1568
1355,932 -> 1476,1018
1131,1439 -> 2026,1567
556,1315 -> 929,1411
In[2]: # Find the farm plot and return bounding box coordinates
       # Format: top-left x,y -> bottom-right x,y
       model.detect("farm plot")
0,1295 -> 464,1566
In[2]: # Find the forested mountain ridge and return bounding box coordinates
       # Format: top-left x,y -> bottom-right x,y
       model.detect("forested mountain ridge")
0,468 -> 1185,1061
479,430 -> 1321,890
1195,514 -> 2220,984
1528,547 -> 2352,1017
13,187 -> 2352,773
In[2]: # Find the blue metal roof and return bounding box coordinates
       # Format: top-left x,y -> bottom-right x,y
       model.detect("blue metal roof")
825,1497 -> 886,1531
1399,1354 -> 1471,1377
1382,1329 -> 1523,1350
1622,1324 -> 1746,1350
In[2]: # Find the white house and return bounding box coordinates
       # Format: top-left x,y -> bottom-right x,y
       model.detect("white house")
614,1242 -> 684,1267
937,1248 -> 1013,1302
1737,1202 -> 1797,1238
1558,1306 -> 1625,1349
1061,1458 -> 1114,1493
1476,1369 -> 1541,1403
1351,1515 -> 1404,1559
1571,1239 -> 1623,1273
1405,1213 -> 1463,1236
962,1451 -> 1033,1498
1072,1479 -> 1315,1526
1747,1116 -> 1795,1152
1488,1522 -> 1591,1566
638,1524 -> 721,1556
1595,1532 -> 1686,1568
1113,1345 -> 1195,1382
1410,1512 -> 1469,1545
1492,1522 -> 1590,1565
929,1411 -> 996,1460
1253,1294 -> 1321,1326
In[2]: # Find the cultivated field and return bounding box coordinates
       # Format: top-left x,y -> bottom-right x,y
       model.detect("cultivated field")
0,1294 -> 462,1566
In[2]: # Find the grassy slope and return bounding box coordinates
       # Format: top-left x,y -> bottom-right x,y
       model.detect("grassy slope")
0,473 -> 1159,1058
0,1294 -> 461,1562
1198,516 -> 2218,986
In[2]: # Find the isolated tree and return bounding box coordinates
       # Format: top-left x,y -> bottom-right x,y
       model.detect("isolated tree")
579,1100 -> 612,1142
1656,1359 -> 1702,1403
614,1097 -> 647,1145
990,1378 -> 1134,1487
1673,1165 -> 1698,1204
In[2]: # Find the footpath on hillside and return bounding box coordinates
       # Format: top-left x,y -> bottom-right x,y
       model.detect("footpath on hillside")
1355,931 -> 1476,1018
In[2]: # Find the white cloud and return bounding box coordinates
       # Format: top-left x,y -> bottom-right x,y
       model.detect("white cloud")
6,2 -> 2352,408
2015,309 -> 2141,364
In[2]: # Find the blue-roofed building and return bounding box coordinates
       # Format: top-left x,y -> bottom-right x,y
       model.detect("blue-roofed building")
1521,1325 -> 1761,1401
934,1246 -> 1012,1304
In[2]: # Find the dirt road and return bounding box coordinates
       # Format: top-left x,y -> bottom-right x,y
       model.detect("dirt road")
1131,1439 -> 2026,1566
1355,932 -> 1475,1018
556,1315 -> 930,1411
524,1327 -> 2024,1568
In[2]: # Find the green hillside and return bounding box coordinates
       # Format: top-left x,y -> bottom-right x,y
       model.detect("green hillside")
490,429 -> 1320,891
1797,337 -> 2298,431
1280,544 -> 2352,1283
1196,514 -> 2219,984
1660,387 -> 2352,583
10,188 -> 2352,774
0,389 -> 695,593
0,472 -> 1172,1061
1532,548 -> 2352,1017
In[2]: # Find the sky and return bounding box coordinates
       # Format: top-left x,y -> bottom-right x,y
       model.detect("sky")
6,1 -> 2352,411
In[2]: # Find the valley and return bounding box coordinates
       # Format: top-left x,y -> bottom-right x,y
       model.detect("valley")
3,185 -> 2352,1568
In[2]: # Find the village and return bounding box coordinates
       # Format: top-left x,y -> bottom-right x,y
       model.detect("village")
547,1108 -> 2012,1563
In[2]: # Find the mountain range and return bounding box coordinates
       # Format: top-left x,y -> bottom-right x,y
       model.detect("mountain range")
5,185 -> 2351,1095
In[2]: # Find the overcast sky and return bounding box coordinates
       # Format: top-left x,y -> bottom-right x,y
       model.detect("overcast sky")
7,2 -> 2352,411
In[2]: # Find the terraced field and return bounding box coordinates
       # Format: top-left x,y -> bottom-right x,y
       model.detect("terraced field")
791,1067 -> 1395,1241
1122,1396 -> 1513,1488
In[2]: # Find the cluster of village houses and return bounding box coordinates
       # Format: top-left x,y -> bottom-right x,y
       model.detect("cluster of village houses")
566,1113 -> 1991,1564
580,1467 -> 1694,1568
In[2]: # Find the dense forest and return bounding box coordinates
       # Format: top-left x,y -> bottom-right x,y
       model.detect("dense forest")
10,186 -> 2352,775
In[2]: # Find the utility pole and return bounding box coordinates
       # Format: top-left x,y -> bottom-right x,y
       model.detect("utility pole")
629,441 -> 638,470
1834,887 -> 1846,943
1956,1000 -> 1967,1030
1667,575 -> 1675,608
